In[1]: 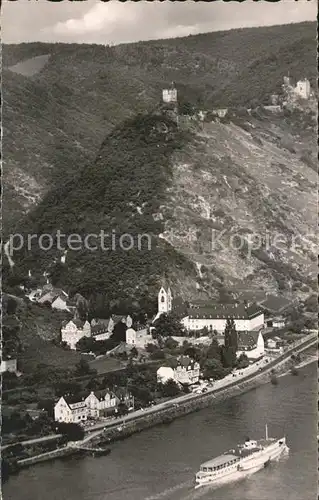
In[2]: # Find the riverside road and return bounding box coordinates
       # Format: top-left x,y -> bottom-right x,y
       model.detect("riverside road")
81,332 -> 317,439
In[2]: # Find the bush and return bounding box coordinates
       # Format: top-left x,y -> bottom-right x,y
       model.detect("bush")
74,358 -> 97,376
164,337 -> 179,350
160,379 -> 181,398
236,353 -> 249,369
37,399 -> 55,418
145,343 -> 158,353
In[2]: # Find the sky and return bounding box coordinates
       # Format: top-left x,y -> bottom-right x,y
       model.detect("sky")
2,0 -> 317,45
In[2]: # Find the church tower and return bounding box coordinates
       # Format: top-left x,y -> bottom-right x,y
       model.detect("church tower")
158,287 -> 168,314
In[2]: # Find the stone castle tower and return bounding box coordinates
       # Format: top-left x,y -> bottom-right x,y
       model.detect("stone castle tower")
158,287 -> 172,314
162,82 -> 177,104
162,82 -> 179,125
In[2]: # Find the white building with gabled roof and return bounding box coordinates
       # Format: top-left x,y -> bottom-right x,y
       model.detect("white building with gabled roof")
61,319 -> 91,350
54,396 -> 87,423
84,390 -> 117,418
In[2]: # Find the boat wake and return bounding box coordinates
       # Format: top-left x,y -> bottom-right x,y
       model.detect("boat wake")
144,479 -> 192,500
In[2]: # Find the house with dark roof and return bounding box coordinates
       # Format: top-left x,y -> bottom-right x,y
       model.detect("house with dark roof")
258,295 -> 292,315
181,303 -> 264,333
237,330 -> 265,360
91,318 -> 113,341
37,287 -> 70,311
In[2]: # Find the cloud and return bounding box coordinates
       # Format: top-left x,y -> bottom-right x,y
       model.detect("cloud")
2,0 -> 317,45
53,3 -> 138,36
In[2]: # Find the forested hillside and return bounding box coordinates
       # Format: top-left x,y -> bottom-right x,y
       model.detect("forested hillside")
4,114 -> 198,309
3,21 -> 316,229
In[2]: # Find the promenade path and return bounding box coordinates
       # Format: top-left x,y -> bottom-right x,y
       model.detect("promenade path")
1,434 -> 63,451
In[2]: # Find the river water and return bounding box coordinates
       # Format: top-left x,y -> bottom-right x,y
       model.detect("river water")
3,362 -> 317,500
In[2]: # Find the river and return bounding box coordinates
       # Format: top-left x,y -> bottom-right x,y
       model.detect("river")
3,362 -> 317,500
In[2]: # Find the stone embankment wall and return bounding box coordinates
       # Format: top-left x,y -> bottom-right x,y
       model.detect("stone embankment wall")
17,446 -> 79,467
16,334 -> 317,465
91,372 -> 278,446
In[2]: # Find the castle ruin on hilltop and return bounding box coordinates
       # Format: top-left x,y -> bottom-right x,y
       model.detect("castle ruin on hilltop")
282,76 -> 312,105
161,82 -> 179,124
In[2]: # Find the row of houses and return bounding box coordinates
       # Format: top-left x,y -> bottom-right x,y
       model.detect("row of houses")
156,329 -> 265,388
54,389 -> 134,423
27,285 -> 72,311
61,315 -> 132,349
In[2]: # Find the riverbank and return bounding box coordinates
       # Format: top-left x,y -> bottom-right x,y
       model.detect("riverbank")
4,362 -> 316,500
88,344 -> 316,448
6,334 -> 316,471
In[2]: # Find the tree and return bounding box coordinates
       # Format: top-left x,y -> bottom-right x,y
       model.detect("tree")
164,336 -> 179,350
75,296 -> 89,321
2,315 -> 21,358
54,381 -> 82,397
74,358 -> 96,377
56,422 -> 84,441
37,399 -> 55,418
116,402 -> 129,416
206,338 -> 222,362
76,337 -> 97,353
112,321 -> 127,343
303,294 -> 317,313
3,295 -> 18,315
161,379 -> 181,397
2,372 -> 19,390
182,344 -> 201,362
150,350 -> 165,360
222,318 -> 238,368
85,378 -> 101,391
130,346 -> 138,358
236,353 -> 249,369
289,318 -> 306,333
145,343 -> 158,353
202,358 -> 228,380
152,313 -> 185,338
129,386 -> 152,407
179,100 -> 195,115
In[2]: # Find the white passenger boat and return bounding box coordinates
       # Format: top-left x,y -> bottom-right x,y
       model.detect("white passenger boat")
195,425 -> 289,488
